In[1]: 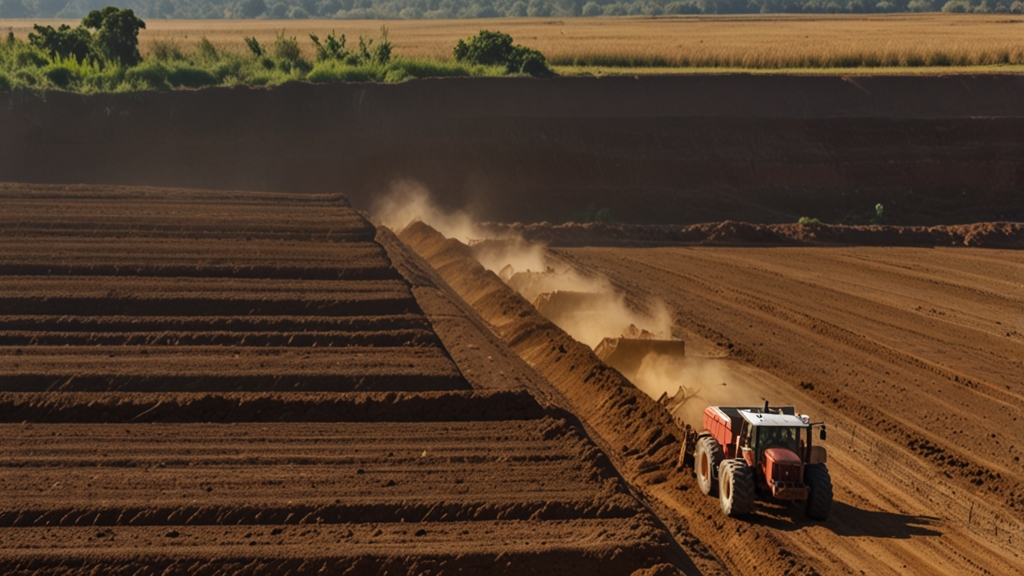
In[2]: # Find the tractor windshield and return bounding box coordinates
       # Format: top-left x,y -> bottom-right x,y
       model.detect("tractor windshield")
758,426 -> 801,454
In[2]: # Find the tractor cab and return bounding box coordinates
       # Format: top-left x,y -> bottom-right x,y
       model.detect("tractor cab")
736,409 -> 812,499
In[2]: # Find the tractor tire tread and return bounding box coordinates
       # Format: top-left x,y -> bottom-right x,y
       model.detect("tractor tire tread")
695,435 -> 724,497
805,463 -> 833,521
719,458 -> 755,517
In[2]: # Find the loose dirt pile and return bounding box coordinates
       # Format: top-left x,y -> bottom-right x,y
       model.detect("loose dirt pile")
480,221 -> 1024,249
0,184 -> 692,575
401,221 -> 1024,576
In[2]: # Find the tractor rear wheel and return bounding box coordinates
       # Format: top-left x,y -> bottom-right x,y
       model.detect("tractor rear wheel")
805,463 -> 833,521
718,459 -> 755,517
695,435 -> 724,496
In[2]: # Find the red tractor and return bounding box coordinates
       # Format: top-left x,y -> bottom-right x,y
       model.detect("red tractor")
681,401 -> 832,520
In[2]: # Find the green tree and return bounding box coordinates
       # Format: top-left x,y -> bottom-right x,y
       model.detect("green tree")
28,24 -> 93,63
82,7 -> 146,67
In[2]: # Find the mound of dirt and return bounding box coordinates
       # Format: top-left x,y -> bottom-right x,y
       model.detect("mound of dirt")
481,221 -> 1024,248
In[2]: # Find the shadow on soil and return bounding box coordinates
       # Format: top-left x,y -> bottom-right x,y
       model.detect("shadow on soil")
753,501 -> 942,539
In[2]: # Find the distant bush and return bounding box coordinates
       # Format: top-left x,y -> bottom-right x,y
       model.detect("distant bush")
149,39 -> 184,61
271,30 -> 301,62
308,61 -> 380,82
798,216 -> 821,226
83,7 -> 146,67
124,59 -> 169,89
358,27 -> 392,65
196,37 -> 218,60
310,31 -> 349,62
453,30 -> 553,77
243,36 -> 263,58
44,62 -> 76,87
166,65 -> 218,88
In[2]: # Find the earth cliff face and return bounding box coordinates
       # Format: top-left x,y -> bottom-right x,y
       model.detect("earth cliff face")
3,75 -> 1023,225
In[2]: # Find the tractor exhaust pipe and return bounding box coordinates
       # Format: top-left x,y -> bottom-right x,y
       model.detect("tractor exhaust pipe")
764,400 -> 769,412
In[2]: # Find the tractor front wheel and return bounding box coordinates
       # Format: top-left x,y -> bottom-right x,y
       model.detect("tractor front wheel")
718,459 -> 755,517
695,435 -> 724,496
805,463 -> 833,521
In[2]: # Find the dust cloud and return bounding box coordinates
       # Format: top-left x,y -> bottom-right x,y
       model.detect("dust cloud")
532,289 -> 672,349
371,180 -> 674,358
371,180 -> 483,244
636,355 -> 762,428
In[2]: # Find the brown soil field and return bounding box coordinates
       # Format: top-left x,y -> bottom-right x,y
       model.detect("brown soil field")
3,75 -> 1024,226
482,221 -> 1024,248
6,15 -> 1024,69
0,184 -> 698,575
399,221 -> 1024,575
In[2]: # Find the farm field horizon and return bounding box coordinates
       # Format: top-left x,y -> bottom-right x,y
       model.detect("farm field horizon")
4,13 -> 1024,71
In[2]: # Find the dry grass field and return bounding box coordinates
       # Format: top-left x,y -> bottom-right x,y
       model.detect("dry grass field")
5,14 -> 1024,70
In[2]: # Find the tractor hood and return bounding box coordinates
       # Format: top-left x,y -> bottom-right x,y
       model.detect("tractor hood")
764,447 -> 804,486
764,448 -> 802,464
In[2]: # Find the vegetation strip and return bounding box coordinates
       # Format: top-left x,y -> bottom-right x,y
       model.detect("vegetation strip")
1,9 -> 552,92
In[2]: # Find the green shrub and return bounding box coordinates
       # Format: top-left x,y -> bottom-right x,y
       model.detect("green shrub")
307,60 -> 379,82
271,30 -> 301,62
798,216 -> 821,226
244,36 -> 263,57
44,63 -> 76,88
453,30 -> 515,67
124,60 -> 168,89
167,65 -> 217,88
358,26 -> 392,65
0,72 -> 11,92
196,37 -> 218,61
453,30 -> 552,77
15,47 -> 49,68
389,58 -> 483,78
383,67 -> 412,83
310,31 -> 349,62
149,39 -> 184,61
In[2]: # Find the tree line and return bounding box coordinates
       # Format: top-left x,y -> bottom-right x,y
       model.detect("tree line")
2,0 -> 1021,20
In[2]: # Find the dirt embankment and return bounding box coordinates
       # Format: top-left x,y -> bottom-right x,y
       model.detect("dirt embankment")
481,221 -> 1024,248
3,75 -> 1024,225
